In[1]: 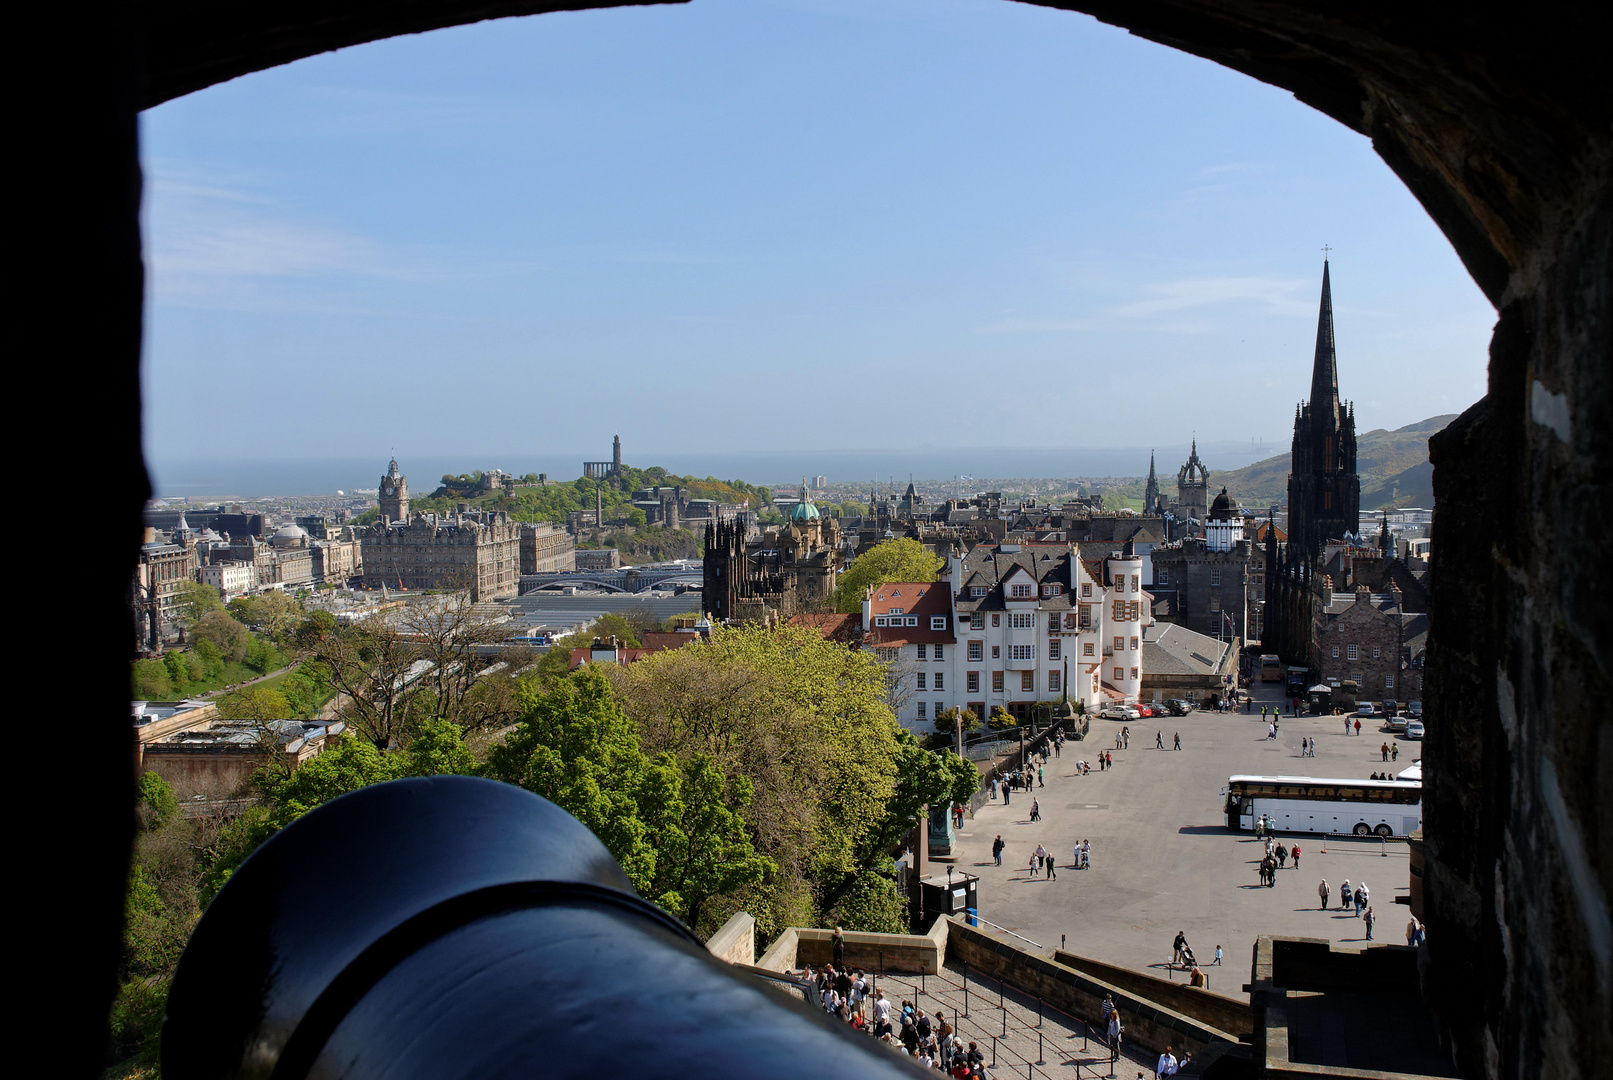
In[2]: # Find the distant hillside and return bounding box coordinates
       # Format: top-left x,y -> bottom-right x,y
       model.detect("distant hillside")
1212,415 -> 1457,509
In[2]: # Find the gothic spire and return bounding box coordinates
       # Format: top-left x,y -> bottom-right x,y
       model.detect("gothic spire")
1310,260 -> 1340,425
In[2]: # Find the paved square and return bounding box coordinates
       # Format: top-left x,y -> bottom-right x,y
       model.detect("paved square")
952,684 -> 1417,997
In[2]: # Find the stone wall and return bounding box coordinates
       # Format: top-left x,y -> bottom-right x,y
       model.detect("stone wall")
945,919 -> 1238,1060
1051,949 -> 1252,1038
704,911 -> 755,967
757,922 -> 947,976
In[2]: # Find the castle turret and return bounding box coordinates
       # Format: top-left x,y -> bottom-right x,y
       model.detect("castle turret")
379,457 -> 410,524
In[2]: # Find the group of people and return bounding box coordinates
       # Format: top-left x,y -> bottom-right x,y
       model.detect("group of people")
1114,726 -> 1131,750
1317,878 -> 1378,938
1379,741 -> 1402,762
1298,737 -> 1316,756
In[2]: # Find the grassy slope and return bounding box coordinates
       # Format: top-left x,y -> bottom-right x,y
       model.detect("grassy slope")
1211,414 -> 1456,509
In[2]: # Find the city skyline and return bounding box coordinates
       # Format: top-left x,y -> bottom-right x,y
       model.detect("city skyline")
142,0 -> 1494,467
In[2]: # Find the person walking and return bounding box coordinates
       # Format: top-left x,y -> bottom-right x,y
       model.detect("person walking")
1033,844 -> 1048,877
1406,917 -> 1420,946
1318,878 -> 1330,909
1156,1045 -> 1180,1078
1156,731 -> 1165,749
1392,743 -> 1400,762
1291,842 -> 1301,868
1344,715 -> 1352,735
1339,879 -> 1351,910
1213,944 -> 1223,966
1002,783 -> 1010,808
1038,764 -> 1045,788
1107,1013 -> 1123,1068
1046,851 -> 1057,880
1030,797 -> 1041,822
1364,906 -> 1375,940
1356,882 -> 1370,916
989,776 -> 998,801
1123,726 -> 1130,749
1381,742 -> 1390,761
992,835 -> 1004,867
1116,730 -> 1124,750
1269,722 -> 1277,740
1354,718 -> 1363,736
1276,842 -> 1288,869
1173,732 -> 1182,751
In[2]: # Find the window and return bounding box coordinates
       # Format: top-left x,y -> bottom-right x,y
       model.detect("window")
992,614 -> 1001,627
874,616 -> 888,626
1347,644 -> 1359,660
1009,612 -> 1034,629
876,647 -> 900,663
917,701 -> 926,718
1130,667 -> 1139,680
1021,671 -> 1035,691
971,586 -> 989,597
1010,645 -> 1034,661
1385,674 -> 1395,688
971,612 -> 984,630
1130,636 -> 1139,650
917,644 -> 926,660
1158,569 -> 1169,585
931,616 -> 947,631
1353,672 -> 1363,684
1372,646 -> 1381,659
992,671 -> 1004,692
1042,583 -> 1062,597
1048,671 -> 1061,692
1064,612 -> 1078,629
1084,642 -> 1095,656
1332,646 -> 1340,658
968,641 -> 983,662
935,673 -> 943,690
889,608 -> 904,616
1210,568 -> 1222,586
967,672 -> 980,692
1114,601 -> 1125,621
906,617 -> 919,627
1114,667 -> 1124,681
1210,596 -> 1220,612
1082,583 -> 1092,597
916,673 -> 927,690
1131,574 -> 1139,591
1049,640 -> 1061,661
935,701 -> 945,717
1114,637 -> 1124,652
1010,583 -> 1033,598
992,645 -> 1001,658
1079,606 -> 1092,627
934,644 -> 944,660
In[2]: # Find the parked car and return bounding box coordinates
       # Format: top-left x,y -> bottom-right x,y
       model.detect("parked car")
1382,699 -> 1399,718
1356,702 -> 1376,717
1384,715 -> 1408,733
1135,704 -> 1155,718
1407,700 -> 1424,718
1163,699 -> 1192,716
1098,706 -> 1130,720
1405,719 -> 1425,739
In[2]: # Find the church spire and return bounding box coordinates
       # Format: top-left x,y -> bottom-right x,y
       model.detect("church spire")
1310,259 -> 1340,426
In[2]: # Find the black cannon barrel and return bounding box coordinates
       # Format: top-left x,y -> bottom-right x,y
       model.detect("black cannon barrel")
164,776 -> 924,1079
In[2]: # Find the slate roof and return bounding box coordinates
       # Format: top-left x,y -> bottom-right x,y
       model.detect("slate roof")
1143,623 -> 1233,677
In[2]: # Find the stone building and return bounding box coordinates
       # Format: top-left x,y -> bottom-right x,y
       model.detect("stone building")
133,530 -> 199,652
944,538 -> 1146,719
520,522 -> 575,575
1149,488 -> 1258,641
362,506 -> 521,601
1286,261 -> 1361,558
703,485 -> 845,622
378,456 -> 410,524
1311,582 -> 1427,702
1175,439 -> 1211,522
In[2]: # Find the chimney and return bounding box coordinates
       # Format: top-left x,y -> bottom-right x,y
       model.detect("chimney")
1321,575 -> 1333,607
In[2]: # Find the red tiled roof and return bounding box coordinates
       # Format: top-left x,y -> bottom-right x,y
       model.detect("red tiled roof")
867,581 -> 955,645
788,612 -> 863,644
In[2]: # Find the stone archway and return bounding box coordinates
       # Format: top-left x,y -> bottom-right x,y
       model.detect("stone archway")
35,3 -> 1608,1077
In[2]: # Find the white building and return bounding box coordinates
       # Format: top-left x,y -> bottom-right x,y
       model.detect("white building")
200,562 -> 255,599
861,580 -> 956,734
943,539 -> 1148,720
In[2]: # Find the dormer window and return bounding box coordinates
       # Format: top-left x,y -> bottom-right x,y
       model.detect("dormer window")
1042,583 -> 1063,597
1010,583 -> 1033,598
971,586 -> 989,597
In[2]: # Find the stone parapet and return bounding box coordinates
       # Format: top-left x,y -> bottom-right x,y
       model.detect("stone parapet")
1052,949 -> 1252,1038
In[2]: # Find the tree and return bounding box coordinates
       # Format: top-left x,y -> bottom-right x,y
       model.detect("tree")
216,687 -> 291,720
192,609 -> 251,662
626,507 -> 647,528
640,753 -> 774,931
833,537 -> 945,612
173,579 -> 224,628
296,606 -> 423,750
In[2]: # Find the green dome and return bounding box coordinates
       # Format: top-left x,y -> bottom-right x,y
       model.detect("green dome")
791,500 -> 820,521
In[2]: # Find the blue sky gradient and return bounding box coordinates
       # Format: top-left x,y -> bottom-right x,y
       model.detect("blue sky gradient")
141,0 -> 1495,474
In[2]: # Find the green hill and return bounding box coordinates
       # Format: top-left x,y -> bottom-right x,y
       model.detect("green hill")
1214,414 -> 1456,509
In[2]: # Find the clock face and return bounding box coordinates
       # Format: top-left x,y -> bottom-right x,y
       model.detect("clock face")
382,482 -> 394,496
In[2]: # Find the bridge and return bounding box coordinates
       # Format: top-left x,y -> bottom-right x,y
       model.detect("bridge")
519,563 -> 703,595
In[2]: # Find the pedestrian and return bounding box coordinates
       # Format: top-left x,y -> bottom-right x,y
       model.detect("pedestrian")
1357,882 -> 1370,916
1269,722 -> 1277,740
1106,751 -> 1114,768
832,925 -> 845,968
1345,716 -> 1352,735
1116,731 -> 1123,750
1172,931 -> 1189,968
989,776 -> 998,801
1028,851 -> 1041,877
1406,917 -> 1420,946
992,834 -> 1004,867
1364,906 -> 1375,940
1156,731 -> 1164,749
1291,843 -> 1301,868
1123,726 -> 1130,749
1318,878 -> 1329,909
1392,743 -> 1400,762
1002,783 -> 1010,807
1038,765 -> 1045,788
1156,1045 -> 1180,1078
1276,842 -> 1288,868
1213,944 -> 1223,966
1339,879 -> 1351,909
1030,797 -> 1041,822
1107,1013 -> 1122,1065
1381,742 -> 1390,761
1174,732 -> 1182,751
1047,852 -> 1057,880
1081,838 -> 1091,868
1354,718 -> 1362,736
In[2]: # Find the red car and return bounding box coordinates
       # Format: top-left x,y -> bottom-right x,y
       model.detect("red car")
1134,704 -> 1155,717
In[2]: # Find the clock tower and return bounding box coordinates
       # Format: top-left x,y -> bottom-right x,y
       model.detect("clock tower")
379,457 -> 410,524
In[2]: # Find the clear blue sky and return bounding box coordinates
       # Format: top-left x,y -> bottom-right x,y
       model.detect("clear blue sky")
141,0 -> 1494,472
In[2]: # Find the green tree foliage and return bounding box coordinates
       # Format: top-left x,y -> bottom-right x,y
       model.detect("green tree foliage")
641,754 -> 775,930
163,650 -> 191,693
173,579 -> 224,627
261,736 -> 403,826
192,609 -> 251,662
227,591 -> 304,639
132,658 -> 172,699
137,771 -> 178,831
827,870 -> 909,934
216,687 -> 291,720
988,706 -> 1018,730
625,507 -> 648,528
399,718 -> 480,778
833,537 -> 945,612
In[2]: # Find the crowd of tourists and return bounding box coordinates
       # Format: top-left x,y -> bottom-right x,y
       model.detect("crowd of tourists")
800,960 -> 991,1075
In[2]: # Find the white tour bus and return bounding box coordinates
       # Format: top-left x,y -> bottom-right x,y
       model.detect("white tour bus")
1223,774 -> 1423,837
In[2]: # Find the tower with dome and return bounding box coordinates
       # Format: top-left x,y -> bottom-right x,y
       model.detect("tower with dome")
378,457 -> 410,524
702,480 -> 845,622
